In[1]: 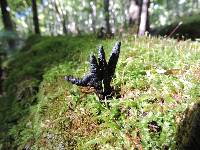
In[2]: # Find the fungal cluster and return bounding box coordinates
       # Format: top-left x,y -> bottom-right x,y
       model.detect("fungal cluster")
65,42 -> 121,100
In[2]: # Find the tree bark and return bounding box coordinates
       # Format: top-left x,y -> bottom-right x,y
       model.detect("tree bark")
90,0 -> 96,33
192,0 -> 199,9
52,0 -> 67,34
0,52 -> 6,95
122,0 -> 128,29
128,0 -> 140,27
0,0 -> 15,49
32,0 -> 40,34
174,0 -> 180,17
138,0 -> 150,36
0,0 -> 13,31
104,0 -> 111,34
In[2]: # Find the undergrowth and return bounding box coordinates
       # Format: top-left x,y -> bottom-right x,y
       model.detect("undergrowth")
0,35 -> 200,149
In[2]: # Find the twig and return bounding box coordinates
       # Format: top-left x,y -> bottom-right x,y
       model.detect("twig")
167,21 -> 183,38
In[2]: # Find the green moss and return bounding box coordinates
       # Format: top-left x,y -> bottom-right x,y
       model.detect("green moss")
1,35 -> 200,149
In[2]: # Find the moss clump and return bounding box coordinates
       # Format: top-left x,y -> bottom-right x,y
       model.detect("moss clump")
0,35 -> 102,149
1,35 -> 200,149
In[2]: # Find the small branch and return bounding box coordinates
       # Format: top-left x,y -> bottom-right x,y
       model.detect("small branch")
167,21 -> 183,38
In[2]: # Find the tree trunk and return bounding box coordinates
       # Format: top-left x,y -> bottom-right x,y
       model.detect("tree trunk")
138,0 -> 150,36
0,0 -> 15,49
0,0 -> 13,31
128,0 -> 140,27
32,0 -> 40,34
90,0 -> 96,33
0,52 -> 6,95
192,0 -> 199,9
104,0 -> 111,34
122,0 -> 128,29
174,0 -> 180,17
51,0 -> 67,34
166,0 -> 169,9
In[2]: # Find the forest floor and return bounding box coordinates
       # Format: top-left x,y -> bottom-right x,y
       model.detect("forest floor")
0,34 -> 200,149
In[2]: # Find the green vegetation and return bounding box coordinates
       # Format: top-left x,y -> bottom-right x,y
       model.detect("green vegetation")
0,35 -> 200,149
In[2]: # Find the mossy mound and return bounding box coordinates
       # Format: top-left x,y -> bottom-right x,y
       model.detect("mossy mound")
0,35 -> 200,149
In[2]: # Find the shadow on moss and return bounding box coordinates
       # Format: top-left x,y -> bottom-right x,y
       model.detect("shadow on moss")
176,102 -> 200,149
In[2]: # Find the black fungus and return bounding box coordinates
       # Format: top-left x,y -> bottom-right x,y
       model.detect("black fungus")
65,42 -> 121,100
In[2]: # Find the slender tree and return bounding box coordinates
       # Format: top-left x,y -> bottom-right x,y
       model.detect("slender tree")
89,0 -> 97,33
121,0 -> 128,29
128,0 -> 140,27
174,0 -> 180,17
104,0 -> 111,34
51,0 -> 67,34
31,0 -> 40,34
0,0 -> 15,49
192,0 -> 199,9
0,52 -> 6,95
138,0 -> 150,36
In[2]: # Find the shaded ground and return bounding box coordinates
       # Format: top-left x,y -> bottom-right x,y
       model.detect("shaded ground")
155,14 -> 200,40
176,103 -> 200,149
